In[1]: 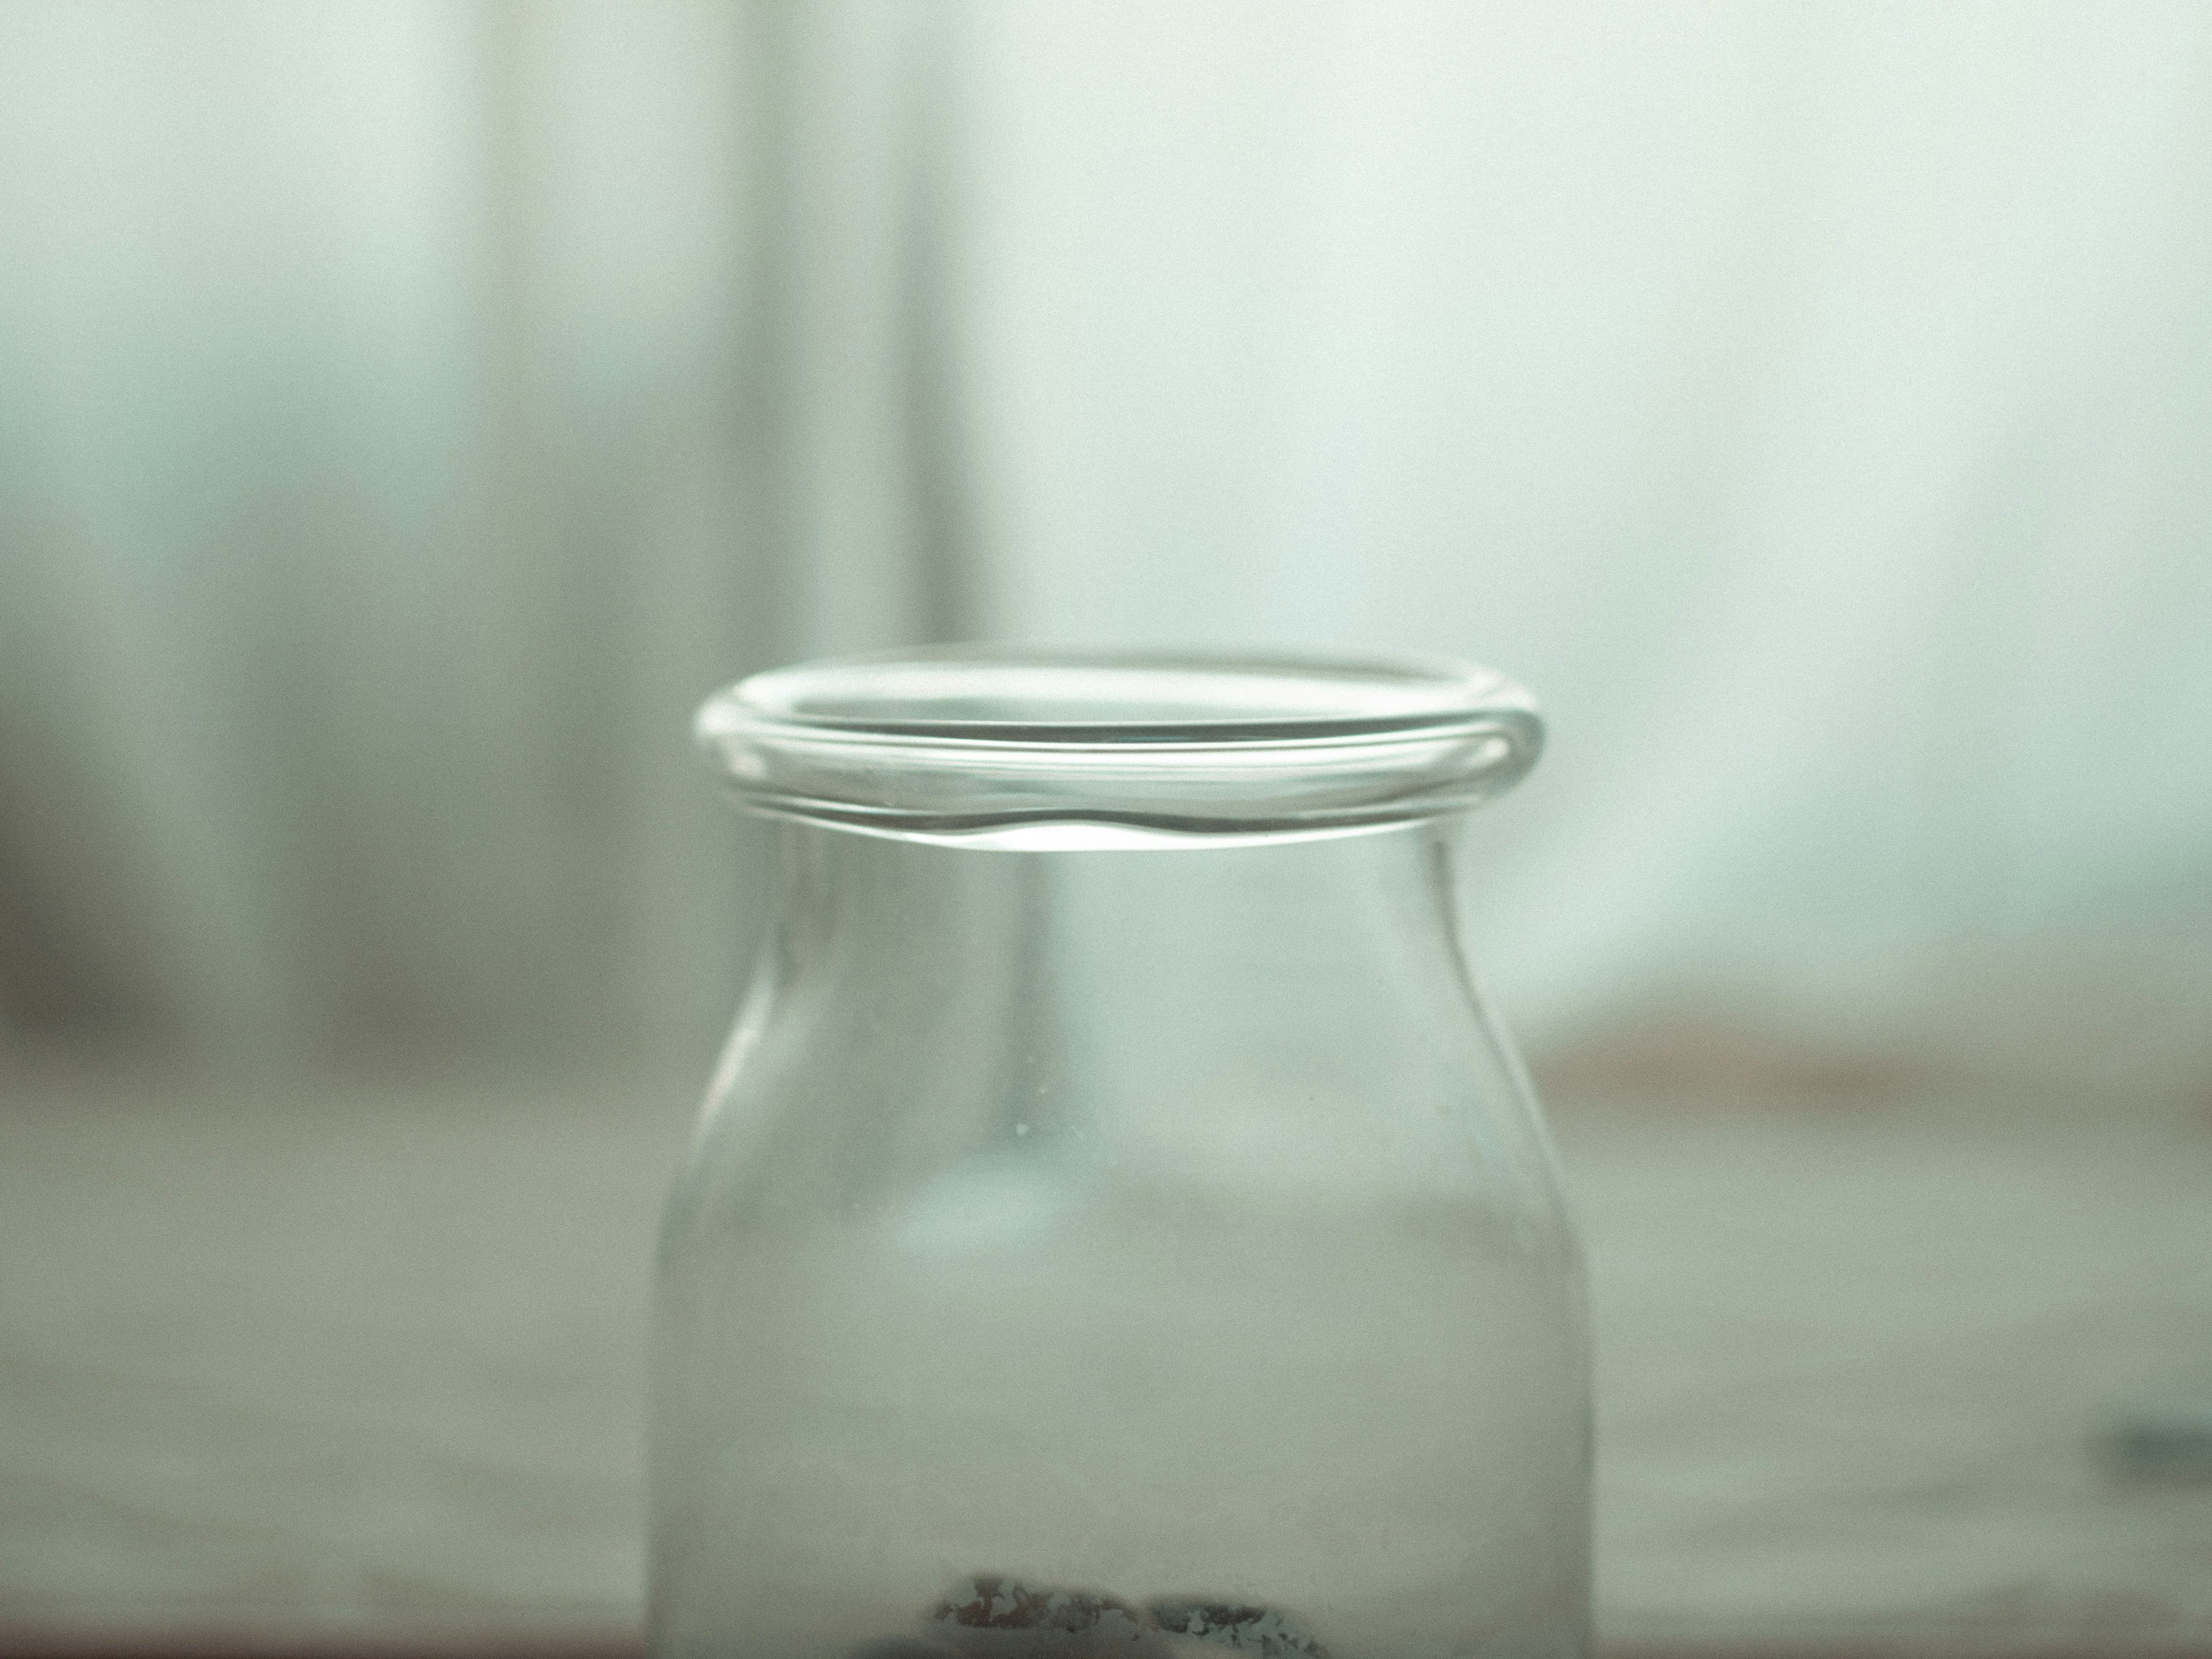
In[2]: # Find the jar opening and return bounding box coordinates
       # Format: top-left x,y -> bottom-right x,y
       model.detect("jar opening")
695,647 -> 1543,849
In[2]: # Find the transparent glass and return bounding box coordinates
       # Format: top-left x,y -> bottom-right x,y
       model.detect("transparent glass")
654,650 -> 1590,1659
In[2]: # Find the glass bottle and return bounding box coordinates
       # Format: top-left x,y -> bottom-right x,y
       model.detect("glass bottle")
653,650 -> 1589,1659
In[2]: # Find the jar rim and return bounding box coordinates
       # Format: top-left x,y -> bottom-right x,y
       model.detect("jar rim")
695,646 -> 1543,848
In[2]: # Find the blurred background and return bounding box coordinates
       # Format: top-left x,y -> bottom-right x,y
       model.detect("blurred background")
3,1 -> 2210,1653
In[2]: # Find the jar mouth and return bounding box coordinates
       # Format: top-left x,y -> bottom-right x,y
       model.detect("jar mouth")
695,647 -> 1543,849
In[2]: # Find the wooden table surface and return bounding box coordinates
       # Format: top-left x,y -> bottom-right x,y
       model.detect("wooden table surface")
2,1069 -> 2208,1657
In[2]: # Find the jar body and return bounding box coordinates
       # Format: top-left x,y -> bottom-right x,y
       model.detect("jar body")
651,820 -> 1589,1659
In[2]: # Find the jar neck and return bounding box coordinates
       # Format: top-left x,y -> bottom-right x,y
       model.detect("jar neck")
760,819 -> 1511,1128
771,816 -> 1468,975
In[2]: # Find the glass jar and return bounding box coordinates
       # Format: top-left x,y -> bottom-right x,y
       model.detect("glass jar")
653,650 -> 1589,1659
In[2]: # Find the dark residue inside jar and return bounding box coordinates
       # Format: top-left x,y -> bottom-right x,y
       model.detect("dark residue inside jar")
849,1575 -> 1332,1656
